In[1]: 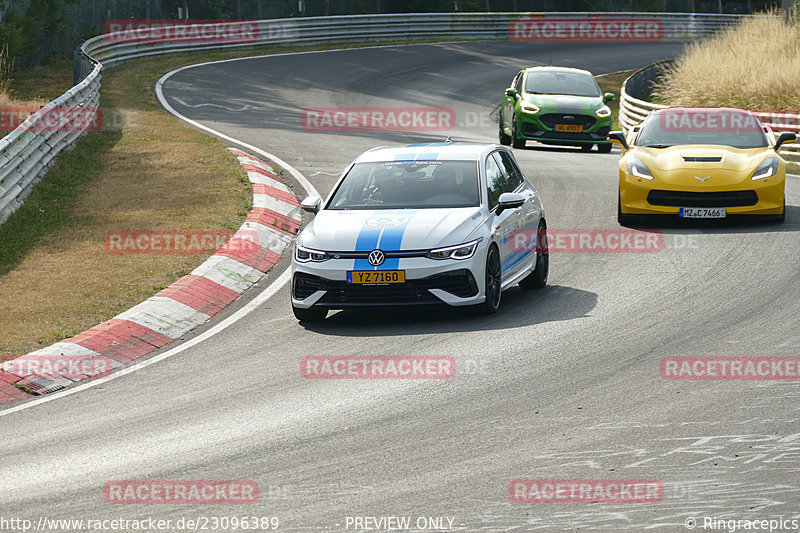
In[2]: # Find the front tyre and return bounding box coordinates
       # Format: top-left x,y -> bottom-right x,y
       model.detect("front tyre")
597,142 -> 612,153
292,305 -> 327,322
511,115 -> 526,149
499,119 -> 512,146
617,193 -> 634,227
581,144 -> 594,152
480,245 -> 502,314
519,221 -> 548,290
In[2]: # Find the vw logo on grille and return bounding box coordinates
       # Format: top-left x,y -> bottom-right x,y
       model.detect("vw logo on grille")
368,249 -> 385,266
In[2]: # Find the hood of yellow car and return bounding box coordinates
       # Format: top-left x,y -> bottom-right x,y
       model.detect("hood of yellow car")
630,145 -> 778,187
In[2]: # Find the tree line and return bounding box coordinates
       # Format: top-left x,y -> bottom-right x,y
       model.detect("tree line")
0,0 -> 784,72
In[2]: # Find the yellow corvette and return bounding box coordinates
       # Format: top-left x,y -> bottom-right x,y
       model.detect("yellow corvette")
609,108 -> 796,224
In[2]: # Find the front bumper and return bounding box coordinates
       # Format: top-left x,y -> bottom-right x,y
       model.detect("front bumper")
619,170 -> 786,216
291,255 -> 486,309
518,113 -> 611,145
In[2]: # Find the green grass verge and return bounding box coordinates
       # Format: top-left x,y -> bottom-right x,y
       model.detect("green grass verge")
595,70 -> 636,131
0,129 -> 122,276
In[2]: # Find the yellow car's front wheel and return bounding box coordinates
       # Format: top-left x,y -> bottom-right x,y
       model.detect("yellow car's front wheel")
617,192 -> 635,227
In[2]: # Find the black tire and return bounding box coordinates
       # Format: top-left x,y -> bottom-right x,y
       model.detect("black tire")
581,144 -> 594,152
292,305 -> 327,322
597,142 -> 612,153
776,199 -> 786,223
519,221 -> 548,290
481,245 -> 502,314
511,115 -> 526,149
499,119 -> 512,146
617,193 -> 634,226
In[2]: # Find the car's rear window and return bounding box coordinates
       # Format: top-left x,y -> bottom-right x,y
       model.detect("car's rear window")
636,110 -> 768,149
327,160 -> 480,210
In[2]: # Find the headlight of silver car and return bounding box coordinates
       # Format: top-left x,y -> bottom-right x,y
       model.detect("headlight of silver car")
295,243 -> 330,262
752,157 -> 779,180
627,157 -> 654,179
426,238 -> 482,260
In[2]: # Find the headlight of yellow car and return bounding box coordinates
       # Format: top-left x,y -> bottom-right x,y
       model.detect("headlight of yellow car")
627,157 -> 654,179
752,157 -> 779,180
521,104 -> 540,114
595,106 -> 611,118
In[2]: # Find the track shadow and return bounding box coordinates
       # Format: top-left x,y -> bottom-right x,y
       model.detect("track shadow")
297,284 -> 597,337
621,205 -> 800,234
515,143 -> 615,155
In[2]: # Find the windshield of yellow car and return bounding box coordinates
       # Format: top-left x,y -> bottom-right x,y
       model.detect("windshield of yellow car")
524,71 -> 601,98
635,110 -> 769,149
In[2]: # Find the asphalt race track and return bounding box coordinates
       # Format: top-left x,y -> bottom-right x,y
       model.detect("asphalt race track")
3,40 -> 800,532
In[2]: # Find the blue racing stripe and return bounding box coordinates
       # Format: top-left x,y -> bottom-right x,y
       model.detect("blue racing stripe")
405,142 -> 451,147
501,248 -> 531,274
353,211 -> 382,270
393,151 -> 440,161
352,210 -> 416,271
376,209 -> 417,270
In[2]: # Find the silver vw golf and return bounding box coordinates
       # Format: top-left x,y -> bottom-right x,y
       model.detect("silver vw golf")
291,142 -> 548,322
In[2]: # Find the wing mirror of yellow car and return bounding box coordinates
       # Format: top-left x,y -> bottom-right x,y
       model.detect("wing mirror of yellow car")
505,87 -> 518,98
774,132 -> 797,151
608,131 -> 629,151
603,92 -> 615,103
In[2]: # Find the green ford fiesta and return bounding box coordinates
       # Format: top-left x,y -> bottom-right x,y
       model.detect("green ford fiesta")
499,66 -> 615,153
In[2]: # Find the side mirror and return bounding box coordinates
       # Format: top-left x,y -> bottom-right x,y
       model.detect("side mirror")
774,132 -> 797,151
495,192 -> 525,216
603,92 -> 616,103
608,131 -> 629,151
301,196 -> 322,214
505,87 -> 518,98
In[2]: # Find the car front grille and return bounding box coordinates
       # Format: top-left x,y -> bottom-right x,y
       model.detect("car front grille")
682,157 -> 722,162
647,190 -> 759,207
293,270 -> 479,307
538,113 -> 597,129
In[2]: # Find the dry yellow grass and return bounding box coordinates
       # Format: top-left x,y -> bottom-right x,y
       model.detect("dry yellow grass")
1,92 -> 50,138
653,11 -> 800,111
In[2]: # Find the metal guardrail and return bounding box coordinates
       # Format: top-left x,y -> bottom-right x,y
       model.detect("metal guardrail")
0,60 -> 101,223
0,12 -> 755,224
619,61 -> 800,162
